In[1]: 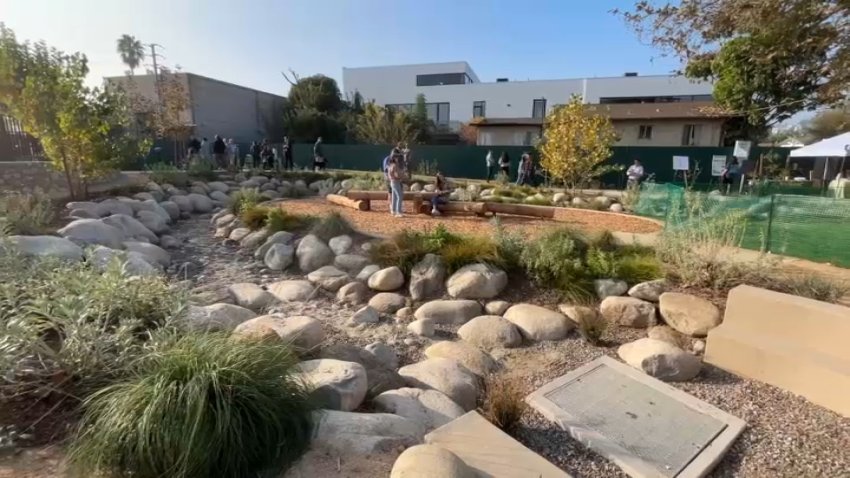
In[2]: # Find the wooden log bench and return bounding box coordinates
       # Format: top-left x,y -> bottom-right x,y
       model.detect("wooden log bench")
326,194 -> 369,211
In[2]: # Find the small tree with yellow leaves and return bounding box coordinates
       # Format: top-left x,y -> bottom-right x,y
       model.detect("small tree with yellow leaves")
539,95 -> 619,190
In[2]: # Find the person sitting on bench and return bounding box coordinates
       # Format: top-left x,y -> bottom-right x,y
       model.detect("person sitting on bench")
431,169 -> 449,216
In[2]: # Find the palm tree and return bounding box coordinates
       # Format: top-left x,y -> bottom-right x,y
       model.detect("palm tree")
116,34 -> 145,75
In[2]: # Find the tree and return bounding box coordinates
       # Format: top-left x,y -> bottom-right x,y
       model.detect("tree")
618,1 -> 849,135
803,106 -> 850,141
116,34 -> 145,75
354,102 -> 415,145
0,25 -> 148,199
410,93 -> 432,143
538,95 -> 619,190
283,71 -> 343,114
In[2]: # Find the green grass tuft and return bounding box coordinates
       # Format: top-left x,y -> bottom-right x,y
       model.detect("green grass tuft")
309,211 -> 354,241
266,208 -> 315,233
68,334 -> 314,478
229,188 -> 262,215
0,189 -> 56,235
241,205 -> 272,230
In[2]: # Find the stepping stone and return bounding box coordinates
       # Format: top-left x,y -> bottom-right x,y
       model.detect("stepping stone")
425,411 -> 571,478
526,356 -> 745,478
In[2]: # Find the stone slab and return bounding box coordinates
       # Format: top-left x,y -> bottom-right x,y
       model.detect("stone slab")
526,356 -> 745,478
425,411 -> 571,478
705,285 -> 850,417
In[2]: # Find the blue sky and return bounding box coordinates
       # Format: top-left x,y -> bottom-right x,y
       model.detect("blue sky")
4,0 -> 681,95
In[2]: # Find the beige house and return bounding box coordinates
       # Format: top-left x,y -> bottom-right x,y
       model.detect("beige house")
475,102 -> 733,147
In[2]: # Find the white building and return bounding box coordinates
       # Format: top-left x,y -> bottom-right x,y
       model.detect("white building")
342,61 -> 718,146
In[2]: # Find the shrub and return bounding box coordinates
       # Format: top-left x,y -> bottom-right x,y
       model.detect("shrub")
520,228 -> 595,301
441,236 -> 502,273
187,160 -> 217,181
767,274 -> 848,303
146,162 -> 188,187
68,334 -> 313,478
369,230 -> 433,274
241,206 -> 272,230
586,247 -> 620,278
479,374 -> 526,433
230,187 -> 262,215
310,211 -> 354,241
0,189 -> 56,235
266,208 -> 314,233
491,216 -> 524,271
0,252 -> 185,400
424,223 -> 462,250
616,253 -> 663,283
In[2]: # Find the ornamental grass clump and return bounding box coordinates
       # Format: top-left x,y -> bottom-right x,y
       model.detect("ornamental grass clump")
68,334 -> 314,478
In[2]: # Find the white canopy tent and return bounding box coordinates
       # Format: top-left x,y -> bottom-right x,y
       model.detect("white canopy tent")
789,131 -> 850,158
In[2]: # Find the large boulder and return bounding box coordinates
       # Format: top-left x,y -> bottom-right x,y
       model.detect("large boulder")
457,315 -> 522,349
413,300 -> 482,325
98,198 -> 134,217
240,228 -> 271,249
409,254 -> 446,301
599,296 -> 657,328
356,264 -> 381,282
365,342 -> 399,370
232,314 -> 324,351
503,304 -> 573,341
184,303 -> 256,332
254,231 -> 295,260
102,214 -> 158,243
311,410 -> 422,454
424,341 -> 496,377
368,292 -> 407,314
136,200 -> 172,224
214,213 -> 236,228
267,280 -> 315,302
337,281 -> 369,305
159,201 -> 180,221
122,241 -> 170,267
159,235 -> 180,249
374,388 -> 465,436
390,445 -> 475,478
559,304 -> 601,326
328,235 -> 353,255
136,210 -> 169,235
628,279 -> 668,302
264,243 -> 295,271
207,181 -> 230,193
228,227 -> 251,242
484,300 -> 510,316
186,193 -> 214,213
659,292 -> 721,337
408,318 -> 435,338
296,234 -> 334,272
58,219 -> 125,248
334,254 -> 370,274
170,195 -> 193,213
68,208 -> 100,220
307,265 -> 350,292
296,359 -> 368,411
594,279 -> 628,299
398,358 -> 480,411
445,263 -> 508,299
4,235 -> 82,261
647,325 -> 689,349
318,344 -> 405,397
209,190 -> 230,204
617,338 -> 702,381
227,283 -> 274,311
88,246 -> 160,277
368,266 -> 405,291
66,201 -> 106,218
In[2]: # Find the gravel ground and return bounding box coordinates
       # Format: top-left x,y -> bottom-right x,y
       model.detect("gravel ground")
279,197 -> 662,237
171,212 -> 850,478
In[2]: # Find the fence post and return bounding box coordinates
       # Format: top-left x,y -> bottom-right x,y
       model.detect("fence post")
764,194 -> 776,253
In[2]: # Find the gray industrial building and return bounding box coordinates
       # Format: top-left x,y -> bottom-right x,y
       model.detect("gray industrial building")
106,72 -> 286,145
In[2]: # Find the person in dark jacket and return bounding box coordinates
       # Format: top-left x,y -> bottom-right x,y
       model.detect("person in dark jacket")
250,141 -> 261,169
282,136 -> 294,170
212,135 -> 226,169
260,140 -> 273,169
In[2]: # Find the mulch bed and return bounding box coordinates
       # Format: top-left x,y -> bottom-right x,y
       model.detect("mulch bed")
278,197 -> 662,238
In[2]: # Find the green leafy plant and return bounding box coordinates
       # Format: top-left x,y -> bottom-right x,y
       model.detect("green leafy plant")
424,223 -> 462,250
520,228 -> 594,301
491,216 -> 524,271
586,247 -> 620,278
146,162 -> 188,187
440,236 -> 502,273
240,206 -> 272,230
309,211 -> 354,241
369,230 -> 433,274
68,334 -> 314,478
230,187 -> 262,215
0,189 -> 56,235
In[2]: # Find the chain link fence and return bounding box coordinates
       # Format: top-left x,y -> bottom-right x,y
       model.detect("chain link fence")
634,183 -> 850,267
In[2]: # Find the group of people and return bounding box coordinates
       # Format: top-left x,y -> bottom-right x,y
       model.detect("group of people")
186,135 -> 308,172
484,150 -> 536,185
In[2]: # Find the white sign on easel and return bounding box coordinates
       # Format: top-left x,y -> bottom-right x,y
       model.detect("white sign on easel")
673,156 -> 690,171
733,140 -> 751,159
711,155 -> 727,176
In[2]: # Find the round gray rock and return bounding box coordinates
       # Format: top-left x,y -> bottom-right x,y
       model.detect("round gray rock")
445,263 -> 508,299
503,304 -> 573,341
267,280 -> 315,302
368,292 -> 407,314
659,292 -> 721,337
296,359 -> 368,411
296,234 -> 334,272
628,279 -> 668,302
600,296 -> 657,328
413,300 -> 483,325
457,315 -> 522,349
368,266 -> 405,291
398,358 -> 480,411
58,219 -> 125,248
184,303 -> 256,332
618,338 -> 702,381
374,388 -> 465,435
424,341 -> 496,378
328,235 -> 353,255
409,254 -> 446,301
337,281 -> 369,305
227,283 -> 275,311
5,235 -> 83,261
307,265 -> 350,291
391,444 -> 475,478
264,243 -> 295,271
232,314 -> 324,351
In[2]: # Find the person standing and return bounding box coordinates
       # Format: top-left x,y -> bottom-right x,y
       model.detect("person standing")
626,159 -> 645,189
387,156 -> 405,217
227,139 -> 240,171
250,141 -> 261,169
282,136 -> 294,170
212,135 -> 226,169
516,154 -> 526,185
485,150 -> 496,181
313,137 -> 326,171
721,158 -> 741,195
498,151 -> 510,180
521,152 -> 534,185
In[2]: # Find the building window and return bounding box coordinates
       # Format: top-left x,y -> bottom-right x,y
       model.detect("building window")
386,103 -> 414,113
682,124 -> 702,146
416,73 -> 467,86
638,125 -> 653,140
532,99 -> 547,119
424,102 -> 450,126
523,131 -> 535,146
473,101 -> 486,118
